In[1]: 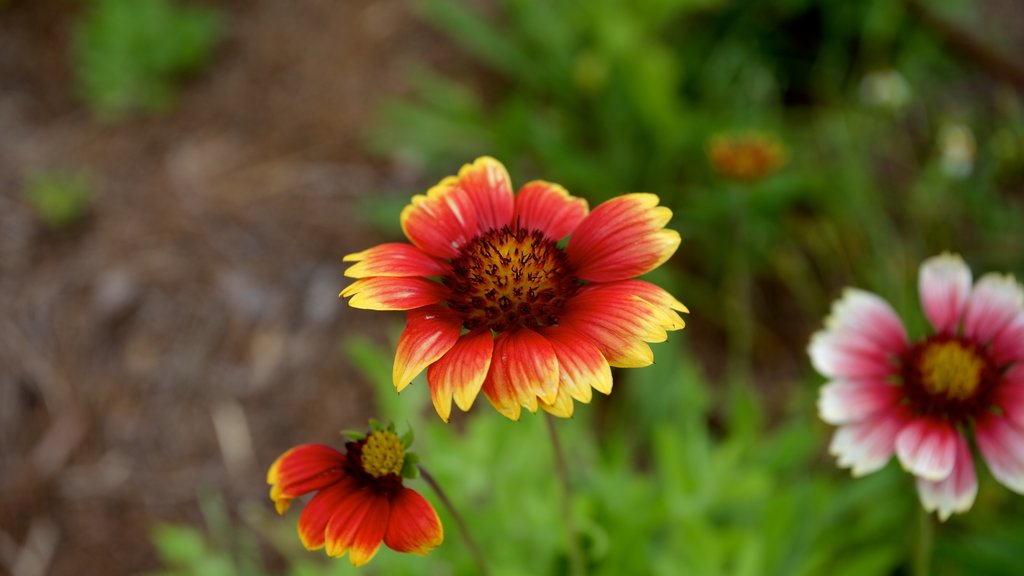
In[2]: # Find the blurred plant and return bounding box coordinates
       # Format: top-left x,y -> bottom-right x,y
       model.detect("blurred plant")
74,0 -> 222,119
21,170 -> 93,229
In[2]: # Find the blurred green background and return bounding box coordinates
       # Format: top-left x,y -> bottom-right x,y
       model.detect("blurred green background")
2,0 -> 1023,574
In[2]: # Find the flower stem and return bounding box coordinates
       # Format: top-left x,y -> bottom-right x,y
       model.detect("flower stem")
417,464 -> 490,576
545,414 -> 586,576
913,507 -> 934,576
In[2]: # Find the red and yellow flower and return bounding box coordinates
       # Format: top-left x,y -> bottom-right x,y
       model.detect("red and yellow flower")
268,425 -> 443,566
341,157 -> 686,421
810,253 -> 1024,520
706,131 -> 789,182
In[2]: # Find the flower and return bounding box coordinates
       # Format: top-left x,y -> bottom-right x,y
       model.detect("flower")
341,157 -> 686,421
268,425 -> 443,566
809,253 -> 1024,520
706,131 -> 789,182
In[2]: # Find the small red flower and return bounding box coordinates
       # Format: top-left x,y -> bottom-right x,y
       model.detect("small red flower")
268,427 -> 443,566
341,157 -> 686,421
810,253 -> 1024,520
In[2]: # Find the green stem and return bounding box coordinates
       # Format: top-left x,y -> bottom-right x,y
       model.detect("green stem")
545,414 -> 586,576
913,507 -> 934,576
418,465 -> 491,576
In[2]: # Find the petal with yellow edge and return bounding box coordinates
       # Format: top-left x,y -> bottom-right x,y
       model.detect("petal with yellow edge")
567,193 -> 680,282
343,243 -> 450,278
400,179 -> 478,259
340,277 -> 448,311
482,328 -> 560,420
267,444 -> 346,514
455,156 -> 514,231
584,280 -> 688,331
393,305 -> 462,391
539,325 -> 613,402
426,329 -> 494,422
512,180 -> 588,241
384,487 -> 444,555
346,494 -> 391,567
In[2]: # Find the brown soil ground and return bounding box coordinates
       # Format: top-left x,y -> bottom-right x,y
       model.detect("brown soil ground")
0,1 -> 459,574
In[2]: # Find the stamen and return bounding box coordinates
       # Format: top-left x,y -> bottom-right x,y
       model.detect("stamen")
919,341 -> 984,401
360,431 -> 405,478
446,225 -> 579,331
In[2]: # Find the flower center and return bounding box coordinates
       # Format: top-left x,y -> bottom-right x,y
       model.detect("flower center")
446,225 -> 579,331
918,341 -> 984,400
360,431 -> 405,478
900,336 -> 998,419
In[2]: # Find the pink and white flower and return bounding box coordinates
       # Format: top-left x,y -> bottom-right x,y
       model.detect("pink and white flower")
809,253 -> 1024,520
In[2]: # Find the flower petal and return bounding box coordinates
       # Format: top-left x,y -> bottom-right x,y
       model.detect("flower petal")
324,488 -> 389,566
482,328 -> 560,420
895,417 -> 959,482
817,379 -> 903,425
455,156 -> 514,231
829,406 -> 910,477
991,313 -> 1024,366
976,413 -> 1024,495
567,193 -> 680,282
538,326 -> 613,402
384,487 -> 444,555
963,273 -> 1024,345
297,477 -> 358,550
808,288 -> 907,380
340,277 -> 449,311
558,284 -> 671,368
400,178 -> 479,258
994,371 -> 1024,429
393,305 -> 463,391
426,329 -> 494,422
918,253 -> 972,335
512,181 -> 588,240
577,280 -> 687,331
808,332 -> 899,381
268,444 -> 346,514
540,385 -> 575,418
343,243 -> 450,278
916,432 -> 977,521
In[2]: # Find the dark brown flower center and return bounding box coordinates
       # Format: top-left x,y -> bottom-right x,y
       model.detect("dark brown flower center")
445,225 -> 579,332
900,336 -> 999,420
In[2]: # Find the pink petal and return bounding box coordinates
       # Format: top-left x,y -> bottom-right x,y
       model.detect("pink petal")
895,417 -> 959,482
918,253 -> 972,336
817,379 -> 903,425
976,413 -> 1024,495
807,331 -> 899,380
963,273 -> 1023,345
915,432 -> 977,521
994,373 -> 1024,429
990,313 -> 1024,366
829,406 -> 910,476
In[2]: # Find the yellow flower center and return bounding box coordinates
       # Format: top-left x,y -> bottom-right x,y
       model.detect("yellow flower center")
918,341 -> 984,401
360,431 -> 405,478
446,225 -> 579,331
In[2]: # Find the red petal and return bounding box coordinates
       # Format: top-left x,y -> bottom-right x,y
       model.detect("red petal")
323,488 -> 389,565
918,254 -> 972,336
400,179 -> 479,258
267,444 -> 346,514
426,329 -> 494,422
558,284 -> 671,367
482,328 -> 560,420
340,277 -> 448,310
512,181 -> 588,240
343,243 -> 450,278
455,156 -> 514,231
567,193 -> 680,282
384,487 -> 444,555
297,477 -> 357,550
976,413 -> 1024,494
393,305 -> 463,391
538,326 -> 613,402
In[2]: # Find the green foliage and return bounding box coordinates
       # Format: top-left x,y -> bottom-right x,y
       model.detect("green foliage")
21,171 -> 93,229
74,0 -> 223,119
